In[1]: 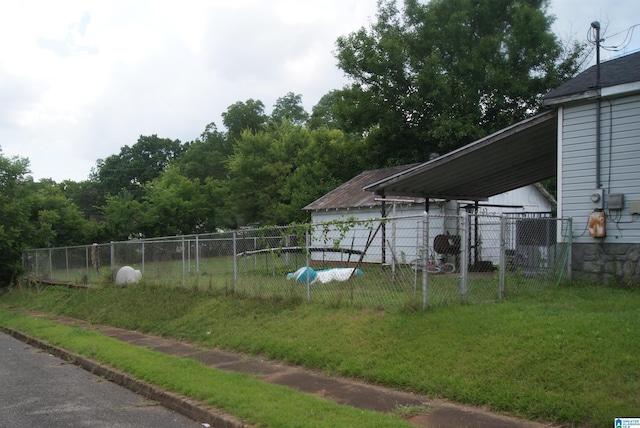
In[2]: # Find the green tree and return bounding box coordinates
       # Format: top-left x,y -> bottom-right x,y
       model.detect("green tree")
334,0 -> 584,167
226,122 -> 367,226
27,183 -> 92,247
58,179 -> 105,219
222,99 -> 268,142
271,92 -> 309,126
201,176 -> 235,231
0,150 -> 32,286
141,168 -> 207,237
281,127 -> 366,222
307,90 -> 342,130
94,134 -> 183,199
227,122 -> 311,225
176,122 -> 231,183
101,190 -> 145,241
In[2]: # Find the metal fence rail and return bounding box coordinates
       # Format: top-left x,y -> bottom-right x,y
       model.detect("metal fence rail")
22,214 -> 572,309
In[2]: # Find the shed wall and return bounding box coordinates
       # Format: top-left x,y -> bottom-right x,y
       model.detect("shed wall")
309,186 -> 554,266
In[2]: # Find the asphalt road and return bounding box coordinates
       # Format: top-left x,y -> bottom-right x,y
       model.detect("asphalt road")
0,332 -> 204,428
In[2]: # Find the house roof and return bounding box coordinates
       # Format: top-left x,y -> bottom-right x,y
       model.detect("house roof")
303,164 -> 423,211
363,110 -> 557,200
543,51 -> 640,104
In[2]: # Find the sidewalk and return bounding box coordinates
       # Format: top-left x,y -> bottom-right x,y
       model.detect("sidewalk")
9,313 -> 552,428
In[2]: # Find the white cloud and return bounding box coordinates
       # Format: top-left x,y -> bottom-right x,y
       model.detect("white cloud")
0,0 -> 638,182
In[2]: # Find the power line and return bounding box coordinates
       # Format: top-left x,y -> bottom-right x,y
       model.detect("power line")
588,22 -> 640,52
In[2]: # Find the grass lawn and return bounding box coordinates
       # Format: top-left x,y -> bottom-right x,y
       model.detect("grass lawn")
1,280 -> 638,427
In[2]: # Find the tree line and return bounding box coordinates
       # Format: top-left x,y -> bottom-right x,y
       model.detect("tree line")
0,0 -> 586,286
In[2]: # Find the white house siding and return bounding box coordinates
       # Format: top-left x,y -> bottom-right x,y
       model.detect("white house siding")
561,93 -> 640,244
475,185 -> 555,264
480,186 -> 551,214
308,202 -> 448,265
308,186 -> 553,266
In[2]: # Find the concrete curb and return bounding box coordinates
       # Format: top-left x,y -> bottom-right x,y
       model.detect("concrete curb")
0,326 -> 248,428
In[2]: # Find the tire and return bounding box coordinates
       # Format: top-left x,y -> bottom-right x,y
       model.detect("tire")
409,259 -> 423,272
440,263 -> 456,274
426,263 -> 441,274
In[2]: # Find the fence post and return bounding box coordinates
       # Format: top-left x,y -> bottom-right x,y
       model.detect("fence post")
195,235 -> 200,274
65,248 -> 69,282
285,233 -> 290,267
187,238 -> 191,274
48,249 -> 52,280
85,246 -> 89,281
233,231 -> 237,292
499,215 -> 506,300
567,218 -> 573,282
306,228 -> 311,302
141,242 -> 145,276
460,212 -> 468,303
391,205 -> 397,282
110,241 -> 114,282
181,235 -> 186,287
422,211 -> 429,309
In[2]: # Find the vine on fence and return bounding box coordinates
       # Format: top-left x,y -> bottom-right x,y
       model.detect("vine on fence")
247,217 -> 383,256
314,216 -> 380,250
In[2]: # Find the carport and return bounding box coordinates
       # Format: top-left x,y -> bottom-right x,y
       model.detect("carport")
364,110 -> 557,201
364,110 -> 558,271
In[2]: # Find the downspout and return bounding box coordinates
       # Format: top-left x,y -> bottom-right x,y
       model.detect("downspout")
596,99 -> 601,189
592,21 -> 602,190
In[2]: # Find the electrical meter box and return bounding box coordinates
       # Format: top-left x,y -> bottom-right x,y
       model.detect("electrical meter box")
590,188 -> 604,209
608,193 -> 624,210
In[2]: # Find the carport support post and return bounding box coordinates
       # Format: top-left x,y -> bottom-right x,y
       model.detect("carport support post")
391,201 -> 397,281
422,211 -> 429,309
474,201 -> 479,266
499,215 -> 506,300
381,197 -> 386,266
460,212 -> 468,302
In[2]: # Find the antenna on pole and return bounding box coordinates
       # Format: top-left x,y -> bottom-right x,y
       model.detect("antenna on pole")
591,21 -> 601,87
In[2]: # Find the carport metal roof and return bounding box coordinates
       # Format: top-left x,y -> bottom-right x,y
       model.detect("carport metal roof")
364,110 -> 557,201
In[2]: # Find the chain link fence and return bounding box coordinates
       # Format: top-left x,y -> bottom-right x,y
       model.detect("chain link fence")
22,213 -> 572,309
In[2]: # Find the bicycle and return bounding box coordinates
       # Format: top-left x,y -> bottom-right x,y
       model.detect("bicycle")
408,250 -> 456,274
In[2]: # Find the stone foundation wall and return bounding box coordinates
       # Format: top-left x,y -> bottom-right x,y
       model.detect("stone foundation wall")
571,243 -> 640,286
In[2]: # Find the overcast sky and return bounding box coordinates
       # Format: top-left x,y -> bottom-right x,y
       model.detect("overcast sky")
1,1 -> 639,183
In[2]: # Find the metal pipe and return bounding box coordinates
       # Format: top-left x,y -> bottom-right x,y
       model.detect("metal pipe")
422,211 -> 429,309
592,21 -> 602,189
596,99 -> 601,188
381,196 -> 386,266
